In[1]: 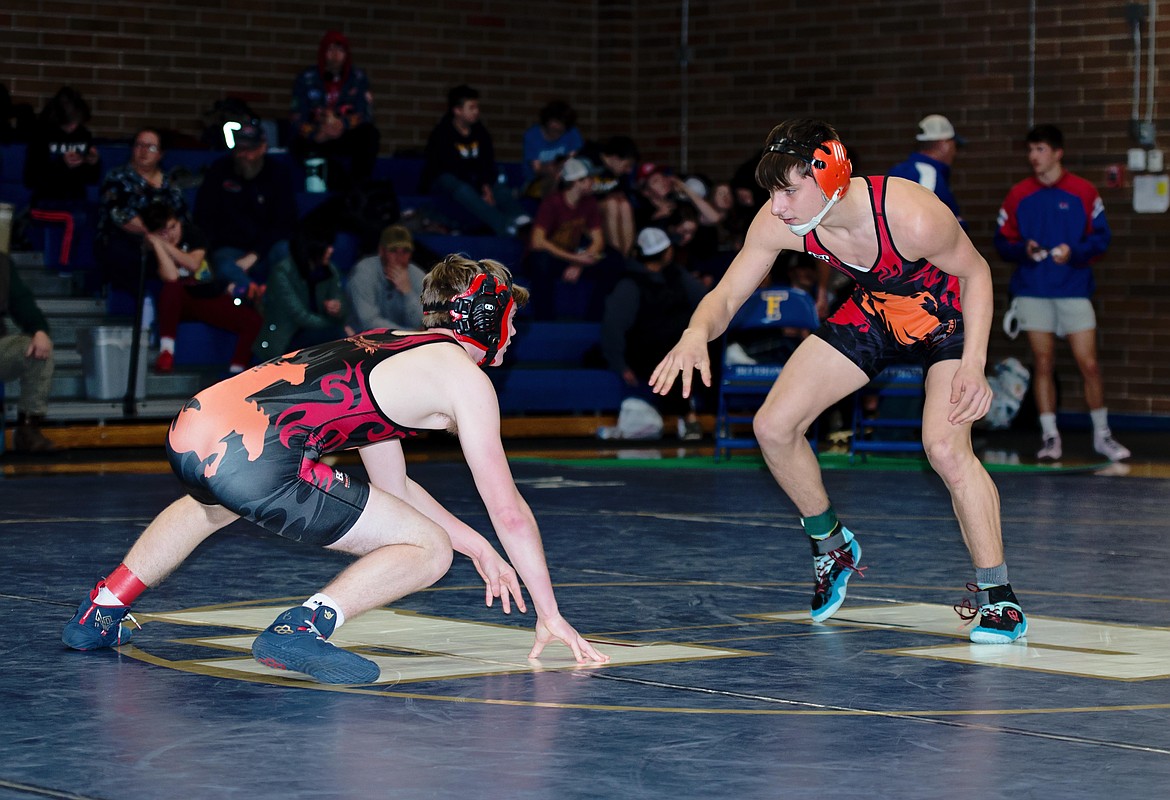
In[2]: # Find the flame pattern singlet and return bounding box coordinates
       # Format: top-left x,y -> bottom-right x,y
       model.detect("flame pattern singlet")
805,176 -> 965,378
166,331 -> 452,546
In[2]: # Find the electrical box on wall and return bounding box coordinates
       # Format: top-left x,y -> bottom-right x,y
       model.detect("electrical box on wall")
1131,120 -> 1157,147
1132,174 -> 1169,213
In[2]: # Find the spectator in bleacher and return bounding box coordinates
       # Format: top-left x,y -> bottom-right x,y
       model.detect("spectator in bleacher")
601,227 -> 709,440
0,251 -> 57,452
633,162 -> 723,234
578,135 -> 639,256
253,227 -> 349,360
139,201 -> 261,375
22,87 -> 101,271
96,128 -> 188,298
418,84 -> 529,237
709,179 -> 751,254
289,30 -> 380,191
523,157 -> 618,321
521,100 -> 584,200
346,223 -> 425,333
194,120 -> 297,303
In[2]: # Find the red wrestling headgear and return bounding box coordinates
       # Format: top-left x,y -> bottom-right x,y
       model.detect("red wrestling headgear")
764,137 -> 852,200
424,272 -> 515,366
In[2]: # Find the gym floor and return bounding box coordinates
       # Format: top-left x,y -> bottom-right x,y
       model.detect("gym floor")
3,430 -> 1169,799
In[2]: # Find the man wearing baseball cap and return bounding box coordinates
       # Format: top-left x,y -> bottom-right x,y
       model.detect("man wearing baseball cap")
194,119 -> 298,301
888,114 -> 966,227
346,224 -> 426,332
524,156 -> 620,319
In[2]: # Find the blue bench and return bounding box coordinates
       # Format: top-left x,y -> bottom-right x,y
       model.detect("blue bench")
174,321 -> 239,368
0,144 -> 30,209
491,321 -> 623,415
414,233 -> 525,272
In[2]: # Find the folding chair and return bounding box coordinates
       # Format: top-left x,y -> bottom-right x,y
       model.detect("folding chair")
714,286 -> 819,461
849,362 -> 925,460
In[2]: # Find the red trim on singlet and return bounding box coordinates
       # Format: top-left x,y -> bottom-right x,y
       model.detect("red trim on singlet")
805,176 -> 962,310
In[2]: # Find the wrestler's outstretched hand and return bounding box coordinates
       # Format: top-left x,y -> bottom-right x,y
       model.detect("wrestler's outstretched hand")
648,328 -> 711,399
528,614 -> 610,663
471,549 -> 527,615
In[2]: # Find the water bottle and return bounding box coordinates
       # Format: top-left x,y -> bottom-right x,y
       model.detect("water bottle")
305,158 -> 327,193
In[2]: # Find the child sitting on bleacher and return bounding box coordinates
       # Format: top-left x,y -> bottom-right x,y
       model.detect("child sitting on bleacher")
140,201 -> 261,375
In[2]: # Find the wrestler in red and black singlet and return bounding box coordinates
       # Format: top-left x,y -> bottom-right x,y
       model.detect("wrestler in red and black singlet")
807,176 -> 965,378
166,330 -> 452,546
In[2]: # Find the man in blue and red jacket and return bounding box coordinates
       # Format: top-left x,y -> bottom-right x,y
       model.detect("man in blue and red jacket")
994,124 -> 1129,463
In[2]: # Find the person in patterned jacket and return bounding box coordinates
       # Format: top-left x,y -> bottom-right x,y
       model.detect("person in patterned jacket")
289,29 -> 380,188
650,118 -> 1027,646
62,254 -> 608,682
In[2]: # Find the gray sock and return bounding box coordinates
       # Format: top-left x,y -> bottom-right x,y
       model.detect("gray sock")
975,563 -> 1009,588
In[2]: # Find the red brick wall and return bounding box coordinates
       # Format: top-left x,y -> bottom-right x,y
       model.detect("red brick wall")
4,0 -> 1167,415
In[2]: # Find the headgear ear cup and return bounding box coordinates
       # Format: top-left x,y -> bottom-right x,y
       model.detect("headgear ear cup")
765,138 -> 852,200
811,140 -> 852,200
423,271 -> 515,366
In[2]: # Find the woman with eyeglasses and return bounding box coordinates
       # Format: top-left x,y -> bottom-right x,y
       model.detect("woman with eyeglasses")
95,127 -> 188,310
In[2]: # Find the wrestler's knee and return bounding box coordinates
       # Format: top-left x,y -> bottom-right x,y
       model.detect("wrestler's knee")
416,520 -> 454,585
922,429 -> 972,483
753,405 -> 806,451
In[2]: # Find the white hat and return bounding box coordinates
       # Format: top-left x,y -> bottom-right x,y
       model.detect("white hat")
637,227 -> 671,257
560,157 -> 590,182
916,114 -> 964,144
683,176 -> 708,198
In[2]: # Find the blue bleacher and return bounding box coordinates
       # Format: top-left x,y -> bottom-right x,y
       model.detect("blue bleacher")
4,143 -> 608,418
174,321 -> 239,367
0,143 -> 31,208
490,321 -> 622,415
414,233 -> 525,272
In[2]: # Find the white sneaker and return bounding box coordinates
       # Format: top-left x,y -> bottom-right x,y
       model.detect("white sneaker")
1093,432 -> 1131,462
1037,434 -> 1062,461
724,342 -> 757,366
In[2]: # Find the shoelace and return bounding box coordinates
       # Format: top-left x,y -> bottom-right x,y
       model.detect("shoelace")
814,546 -> 866,593
953,583 -> 998,628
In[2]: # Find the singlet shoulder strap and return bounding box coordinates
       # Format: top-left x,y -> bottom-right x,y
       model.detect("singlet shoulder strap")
866,175 -> 901,262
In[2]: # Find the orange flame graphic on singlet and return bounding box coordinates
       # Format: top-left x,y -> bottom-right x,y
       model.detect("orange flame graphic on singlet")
859,291 -> 945,346
168,361 -> 309,477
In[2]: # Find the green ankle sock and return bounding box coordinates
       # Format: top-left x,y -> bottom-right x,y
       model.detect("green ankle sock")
801,506 -> 839,539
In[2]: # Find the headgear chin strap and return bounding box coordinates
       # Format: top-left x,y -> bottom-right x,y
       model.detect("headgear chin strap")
787,192 -> 843,236
424,272 -> 515,366
765,137 -> 852,235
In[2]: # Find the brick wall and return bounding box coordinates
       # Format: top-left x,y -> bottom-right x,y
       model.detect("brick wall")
3,0 -> 1167,415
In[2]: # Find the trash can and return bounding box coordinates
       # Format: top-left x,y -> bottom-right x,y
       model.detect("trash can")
77,326 -> 148,401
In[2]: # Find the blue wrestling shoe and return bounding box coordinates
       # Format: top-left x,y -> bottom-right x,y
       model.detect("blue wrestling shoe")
955,583 -> 1028,644
809,525 -> 865,623
61,587 -> 137,650
252,605 -> 380,685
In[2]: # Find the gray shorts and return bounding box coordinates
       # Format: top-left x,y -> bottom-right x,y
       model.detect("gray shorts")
1011,297 -> 1096,337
